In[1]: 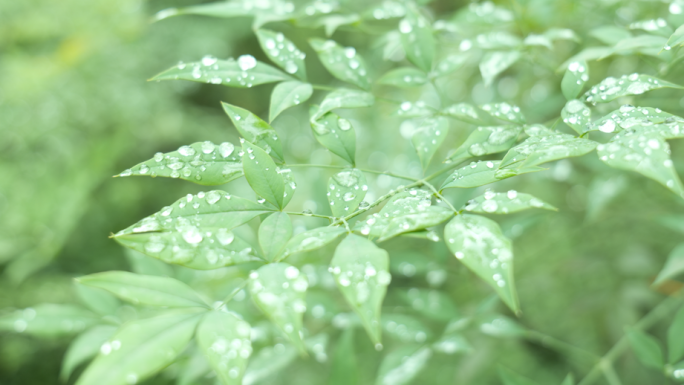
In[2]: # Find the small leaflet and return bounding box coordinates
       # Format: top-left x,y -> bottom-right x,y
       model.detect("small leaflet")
255,29 -> 307,80
279,227 -> 347,261
375,345 -> 432,385
398,5 -> 435,72
627,330 -> 664,370
463,191 -> 557,214
441,160 -> 544,190
196,310 -> 252,385
269,81 -> 313,122
309,38 -> 371,89
377,67 -> 428,87
394,101 -> 436,118
590,105 -> 684,138
499,131 -> 597,170
258,212 -> 293,261
583,73 -> 684,104
0,304 -> 99,337
242,140 -> 286,209
151,0 -> 295,22
222,103 -> 284,162
61,325 -> 117,381
411,116 -> 448,170
446,125 -> 522,164
479,51 -> 521,86
311,88 -> 375,121
653,243 -> 684,285
327,169 -> 368,217
561,60 -> 589,100
441,103 -> 490,125
480,102 -> 525,124
561,100 -> 591,134
309,107 -> 357,165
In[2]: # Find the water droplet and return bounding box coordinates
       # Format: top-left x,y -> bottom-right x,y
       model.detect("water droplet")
237,55 -> 257,71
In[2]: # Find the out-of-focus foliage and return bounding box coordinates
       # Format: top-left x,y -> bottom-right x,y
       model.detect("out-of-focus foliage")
4,0 -> 684,384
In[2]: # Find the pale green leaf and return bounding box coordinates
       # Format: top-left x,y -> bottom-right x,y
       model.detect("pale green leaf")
478,314 -> 526,338
668,305 -> 684,363
399,229 -> 440,242
395,101 -> 436,118
375,345 -> 432,385
377,67 -> 428,87
444,215 -> 519,313
544,28 -> 580,42
561,60 -> 589,100
364,1 -> 406,20
279,226 -> 347,261
398,288 -> 458,321
597,131 -> 684,198
258,212 -> 292,261
311,88 -> 375,121
412,116 -> 448,169
432,54 -> 469,78
309,38 -> 370,89
480,103 -> 525,124
590,105 -> 684,137
151,1 -> 263,21
309,108 -> 357,165
589,26 -> 631,45
177,347 -> 211,385
479,51 -> 521,86
61,325 -> 117,381
629,18 -> 672,37
249,263 -> 308,352
330,234 -> 391,344
500,132 -> 597,170
196,310 -> 252,385
583,74 -> 684,104
329,329 -> 357,385
328,169 -> 367,217
432,333 -> 472,355
255,29 -> 307,80
627,330 -> 664,370
75,283 -> 120,316
463,191 -> 557,214
453,1 -> 513,24
0,304 -> 98,337
524,34 -> 553,49
315,14 -> 361,37
222,103 -> 284,162
269,81 -> 313,122
242,344 -> 298,385
667,24 -> 684,49
441,103 -> 490,125
116,141 -> 242,186
441,160 -> 545,190
557,47 -> 613,72
469,31 -> 522,50
603,35 -> 668,59
381,313 -> 431,343
75,309 -> 204,385
447,125 -> 522,164
242,140 -> 286,209
499,367 -> 538,385
151,56 -> 291,87
655,244 -> 684,286
561,100 -> 591,134
399,5 -> 435,72
77,271 -> 209,308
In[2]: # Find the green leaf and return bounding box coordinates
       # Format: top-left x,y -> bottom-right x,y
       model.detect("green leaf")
75,309 -> 204,385
269,81 -> 313,122
654,244 -> 684,286
75,283 -> 121,316
258,212 -> 292,261
590,105 -> 684,137
441,160 -> 545,190
327,169 -> 368,217
354,189 -> 454,242
222,103 -> 284,162
315,14 -> 361,37
627,330 -> 664,370
330,234 -> 391,345
561,100 -> 591,134
113,191 -> 269,269
61,325 -> 117,381
329,329 -> 358,385
597,131 -> 684,198
524,34 -> 553,49
309,38 -> 370,89
668,305 -> 684,363
444,215 -> 519,313
432,333 -> 472,354
446,125 -> 522,164
279,226 -> 347,261
116,141 -> 242,186
399,5 -> 435,72
125,249 -> 173,277
255,29 -> 307,80
412,116 -> 448,170
604,35 -> 668,58
309,108 -> 357,165
395,101 -> 436,118
498,367 -> 538,385
442,103 -> 490,125
561,60 -> 589,100
249,263 -> 308,353
432,54 -> 469,78
479,51 -> 521,86
557,47 -> 613,72
377,67 -> 428,87
311,88 -> 375,121
583,74 -> 684,104
561,374 -> 575,385
480,103 -> 525,124
242,140 -> 286,209
151,56 -> 291,87
375,345 -> 432,385
589,26 -> 631,45
500,132 -> 597,170
196,310 -> 252,385
463,191 -> 557,214
0,304 -> 98,337
667,24 -> 684,49
242,344 -> 298,385
77,271 -> 209,308
152,2 -> 254,22
398,288 -> 459,321
479,314 -> 526,337
381,313 -> 431,343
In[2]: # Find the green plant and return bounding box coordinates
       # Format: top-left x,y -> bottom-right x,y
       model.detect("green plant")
6,0 -> 684,384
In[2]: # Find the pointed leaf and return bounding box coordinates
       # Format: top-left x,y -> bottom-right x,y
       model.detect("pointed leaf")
75,283 -> 120,316
242,344 -> 298,385
196,310 -> 252,385
432,54 -> 469,78
561,60 -> 589,100
399,6 -> 435,72
0,304 -> 98,337
444,215 -> 519,313
152,2 -> 255,21
279,226 -> 347,261
432,333 -> 472,354
583,74 -> 684,104
242,141 -> 286,209
249,263 -> 308,352
597,131 -> 684,198
61,326 -> 117,381
377,67 -> 428,87
561,100 -> 591,134
463,191 -> 557,214
441,160 -> 545,190
590,105 -> 684,137
412,116 -> 448,170
330,234 -> 391,344
258,212 -> 292,261
398,288 -> 458,321
442,103 -> 490,125
480,103 -> 526,124
329,329 -> 358,385
255,29 -> 307,80
668,305 -> 684,363
311,88 -> 375,121
627,330 -> 664,370
77,271 -> 209,308
269,81 -> 313,122
310,108 -> 357,165
655,244 -> 684,286
589,26 -> 632,45
328,169 -> 368,217
75,309 -> 204,385
309,38 -> 370,89
395,101 -> 436,118
447,125 -> 522,164
223,103 -> 284,162
151,56 -> 291,87
479,314 -> 526,337
667,24 -> 684,49
315,14 -> 361,37
479,51 -> 521,86
500,132 -> 597,170
116,141 -> 242,185
375,345 -> 432,385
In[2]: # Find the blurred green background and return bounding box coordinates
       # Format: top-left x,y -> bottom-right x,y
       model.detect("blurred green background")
2,0 -> 684,384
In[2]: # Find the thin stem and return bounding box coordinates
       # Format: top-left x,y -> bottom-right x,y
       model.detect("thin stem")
285,211 -> 333,220
220,280 -> 249,306
288,163 -> 418,181
423,181 -> 459,214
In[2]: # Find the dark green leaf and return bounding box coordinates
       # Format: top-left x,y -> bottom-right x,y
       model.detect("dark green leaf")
255,29 -> 307,80
269,81 -> 313,122
222,103 -> 283,162
309,38 -> 370,89
327,169 -> 367,217
196,310 -> 252,385
627,330 -> 664,370
258,212 -> 292,261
